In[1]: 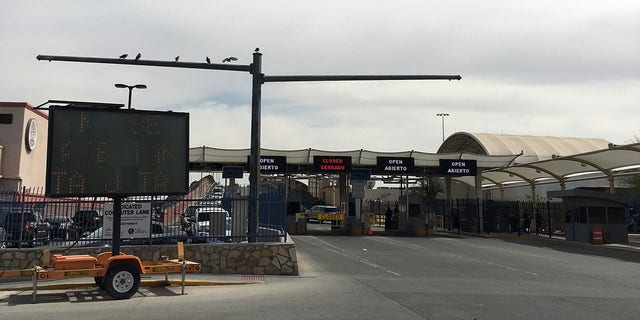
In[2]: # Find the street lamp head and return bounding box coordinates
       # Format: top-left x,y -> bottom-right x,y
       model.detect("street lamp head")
114,83 -> 147,109
436,113 -> 450,117
115,83 -> 147,89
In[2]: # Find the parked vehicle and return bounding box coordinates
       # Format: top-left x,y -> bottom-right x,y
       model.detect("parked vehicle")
69,210 -> 103,239
46,216 -> 73,240
2,210 -> 50,247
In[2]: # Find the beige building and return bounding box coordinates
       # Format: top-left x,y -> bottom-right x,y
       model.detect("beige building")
0,102 -> 48,191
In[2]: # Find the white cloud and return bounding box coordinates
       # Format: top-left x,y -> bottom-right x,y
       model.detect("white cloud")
1,0 -> 639,155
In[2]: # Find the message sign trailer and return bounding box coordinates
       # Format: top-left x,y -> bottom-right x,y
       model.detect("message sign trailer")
45,106 -> 189,257
0,242 -> 201,301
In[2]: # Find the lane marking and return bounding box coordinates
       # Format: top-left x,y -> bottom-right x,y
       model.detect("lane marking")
369,237 -> 538,277
299,236 -> 401,276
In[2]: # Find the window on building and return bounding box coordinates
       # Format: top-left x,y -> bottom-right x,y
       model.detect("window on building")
577,207 -> 588,223
607,207 -> 626,224
588,206 -> 607,224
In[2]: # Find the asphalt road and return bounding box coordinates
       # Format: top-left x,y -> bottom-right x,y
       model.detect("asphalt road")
2,235 -> 640,320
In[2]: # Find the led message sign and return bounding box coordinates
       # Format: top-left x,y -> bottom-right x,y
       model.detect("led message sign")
313,156 -> 352,173
46,107 -> 189,197
246,155 -> 287,173
376,156 -> 415,174
438,159 -> 478,176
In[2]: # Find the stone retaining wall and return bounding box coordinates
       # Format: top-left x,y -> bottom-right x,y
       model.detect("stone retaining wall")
0,237 -> 298,275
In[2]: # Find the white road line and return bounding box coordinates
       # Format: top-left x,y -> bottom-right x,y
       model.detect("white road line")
370,237 -> 538,277
302,236 -> 401,276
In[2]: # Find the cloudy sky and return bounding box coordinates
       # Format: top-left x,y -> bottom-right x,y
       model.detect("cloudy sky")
2,1 -> 639,153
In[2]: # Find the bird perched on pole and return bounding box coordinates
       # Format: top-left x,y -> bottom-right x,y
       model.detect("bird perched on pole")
255,47 -> 260,52
174,56 -> 179,62
205,56 -> 211,64
134,53 -> 141,61
119,53 -> 128,59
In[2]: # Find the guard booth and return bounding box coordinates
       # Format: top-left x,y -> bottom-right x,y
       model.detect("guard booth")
398,194 -> 428,236
547,189 -> 630,244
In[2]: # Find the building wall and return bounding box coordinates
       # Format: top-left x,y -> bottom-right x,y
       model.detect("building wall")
0,102 -> 48,190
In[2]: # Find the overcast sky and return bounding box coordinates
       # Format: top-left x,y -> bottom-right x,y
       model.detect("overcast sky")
2,1 -> 639,153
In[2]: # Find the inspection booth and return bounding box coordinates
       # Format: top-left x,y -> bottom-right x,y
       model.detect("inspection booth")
547,189 -> 630,244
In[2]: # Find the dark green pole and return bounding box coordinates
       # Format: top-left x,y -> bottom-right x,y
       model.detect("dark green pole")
248,52 -> 262,242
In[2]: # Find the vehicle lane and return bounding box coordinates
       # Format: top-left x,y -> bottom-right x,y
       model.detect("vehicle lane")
292,235 -> 640,320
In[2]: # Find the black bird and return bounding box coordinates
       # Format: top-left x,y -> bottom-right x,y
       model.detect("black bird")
206,56 -> 211,64
222,56 -> 238,63
255,47 -> 260,52
119,53 -> 128,59
174,55 -> 179,62
134,53 -> 141,60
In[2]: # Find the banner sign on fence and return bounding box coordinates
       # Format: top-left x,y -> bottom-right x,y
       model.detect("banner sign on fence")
438,159 -> 478,176
103,202 -> 152,239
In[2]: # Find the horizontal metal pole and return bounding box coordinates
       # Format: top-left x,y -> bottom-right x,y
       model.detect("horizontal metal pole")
263,74 -> 461,82
36,55 -> 252,72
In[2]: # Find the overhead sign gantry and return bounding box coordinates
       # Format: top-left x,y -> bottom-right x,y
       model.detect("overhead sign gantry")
37,50 -> 461,242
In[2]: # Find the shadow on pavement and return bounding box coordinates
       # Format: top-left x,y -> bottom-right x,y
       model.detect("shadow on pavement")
1,285 -> 181,306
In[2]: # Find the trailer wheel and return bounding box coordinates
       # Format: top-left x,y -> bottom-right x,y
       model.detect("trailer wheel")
104,264 -> 140,299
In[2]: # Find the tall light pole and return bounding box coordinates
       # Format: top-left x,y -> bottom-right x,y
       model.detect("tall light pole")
436,113 -> 450,142
114,83 -> 147,109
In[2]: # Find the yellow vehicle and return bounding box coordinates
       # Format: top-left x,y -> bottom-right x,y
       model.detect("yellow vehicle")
305,205 -> 341,223
0,242 -> 200,300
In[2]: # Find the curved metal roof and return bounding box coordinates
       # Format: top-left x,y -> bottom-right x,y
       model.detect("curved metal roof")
438,132 -> 611,164
441,133 -> 640,189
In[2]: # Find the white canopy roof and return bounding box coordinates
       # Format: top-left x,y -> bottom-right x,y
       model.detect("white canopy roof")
190,133 -> 640,190
440,133 -> 640,188
188,147 -> 519,171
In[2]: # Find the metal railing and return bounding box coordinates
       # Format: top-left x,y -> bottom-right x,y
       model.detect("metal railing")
0,184 -> 287,249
